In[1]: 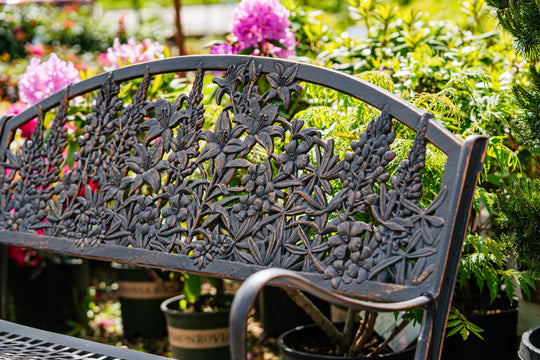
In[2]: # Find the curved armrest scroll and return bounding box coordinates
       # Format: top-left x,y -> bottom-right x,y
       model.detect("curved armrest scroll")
229,268 -> 432,360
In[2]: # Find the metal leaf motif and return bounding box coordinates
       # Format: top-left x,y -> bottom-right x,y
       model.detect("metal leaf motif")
0,60 -> 446,289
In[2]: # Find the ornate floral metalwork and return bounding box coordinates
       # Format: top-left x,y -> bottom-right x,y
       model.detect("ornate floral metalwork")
0,59 -> 446,288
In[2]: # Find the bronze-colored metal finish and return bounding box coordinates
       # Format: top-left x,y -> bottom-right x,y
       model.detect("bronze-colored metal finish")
0,55 -> 488,360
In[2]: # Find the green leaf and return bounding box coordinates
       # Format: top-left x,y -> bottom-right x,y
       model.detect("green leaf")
184,274 -> 202,304
150,74 -> 163,97
460,327 -> 470,340
446,324 -> 463,337
267,39 -> 288,49
238,47 -> 256,55
207,277 -> 218,288
179,298 -> 188,310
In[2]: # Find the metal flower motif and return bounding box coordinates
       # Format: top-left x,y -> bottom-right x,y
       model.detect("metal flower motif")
325,221 -> 373,287
277,140 -> 311,176
123,144 -> 169,195
233,97 -> 285,155
214,63 -> 247,105
191,227 -> 233,269
264,63 -> 302,108
241,161 -> 283,214
198,111 -> 246,175
162,193 -> 191,228
100,166 -> 126,202
142,98 -> 182,152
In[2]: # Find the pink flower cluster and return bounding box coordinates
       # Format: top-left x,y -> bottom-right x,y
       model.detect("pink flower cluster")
18,53 -> 80,106
103,37 -> 165,69
211,0 -> 296,58
8,246 -> 44,267
5,102 -> 34,138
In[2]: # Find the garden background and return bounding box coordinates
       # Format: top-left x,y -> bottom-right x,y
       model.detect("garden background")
2,0 -> 540,358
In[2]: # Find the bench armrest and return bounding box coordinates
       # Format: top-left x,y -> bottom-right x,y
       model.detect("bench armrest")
229,268 -> 433,360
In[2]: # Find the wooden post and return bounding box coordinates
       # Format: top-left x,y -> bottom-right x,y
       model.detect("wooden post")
173,0 -> 186,55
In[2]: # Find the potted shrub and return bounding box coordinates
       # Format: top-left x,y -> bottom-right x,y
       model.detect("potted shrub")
497,177 -> 540,359
275,286 -> 420,359
438,230 -> 530,360
161,274 -> 233,360
273,229 -> 531,360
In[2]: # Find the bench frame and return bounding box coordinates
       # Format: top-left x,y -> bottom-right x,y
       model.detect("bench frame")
0,55 -> 487,360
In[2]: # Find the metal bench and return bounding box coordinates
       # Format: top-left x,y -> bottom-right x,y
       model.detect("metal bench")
0,55 -> 487,360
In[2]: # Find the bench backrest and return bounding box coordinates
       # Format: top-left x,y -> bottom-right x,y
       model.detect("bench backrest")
0,55 -> 486,307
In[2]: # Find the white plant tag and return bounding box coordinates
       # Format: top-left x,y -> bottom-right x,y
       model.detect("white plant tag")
373,312 -> 420,352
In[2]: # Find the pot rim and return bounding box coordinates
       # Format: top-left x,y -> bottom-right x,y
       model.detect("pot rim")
160,293 -> 232,316
277,322 -> 415,359
521,326 -> 540,353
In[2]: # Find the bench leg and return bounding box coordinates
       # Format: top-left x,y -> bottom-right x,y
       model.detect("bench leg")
0,244 -> 6,320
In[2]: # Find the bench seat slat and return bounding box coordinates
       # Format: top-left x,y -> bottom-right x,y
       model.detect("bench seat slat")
0,320 -> 168,360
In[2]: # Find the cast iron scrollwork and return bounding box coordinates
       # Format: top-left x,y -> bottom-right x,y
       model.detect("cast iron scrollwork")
0,59 -> 446,288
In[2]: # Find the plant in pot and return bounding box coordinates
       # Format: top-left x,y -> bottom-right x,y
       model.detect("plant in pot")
161,274 -> 233,360
441,232 -> 534,360
497,176 -> 540,359
278,288 -> 422,360
277,232 -> 533,360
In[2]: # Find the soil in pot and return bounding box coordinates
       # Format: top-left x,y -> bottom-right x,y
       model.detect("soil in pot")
278,323 -> 416,360
161,294 -> 233,360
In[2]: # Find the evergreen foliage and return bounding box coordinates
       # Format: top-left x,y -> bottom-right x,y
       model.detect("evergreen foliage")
513,65 -> 540,144
498,177 -> 540,273
487,0 -> 540,60
486,0 -> 540,145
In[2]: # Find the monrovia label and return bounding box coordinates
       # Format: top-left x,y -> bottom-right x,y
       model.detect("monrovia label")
167,326 -> 229,349
117,281 -> 181,299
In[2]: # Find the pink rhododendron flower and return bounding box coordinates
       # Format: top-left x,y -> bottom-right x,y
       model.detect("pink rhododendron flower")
19,121 -> 35,140
5,102 -> 27,116
230,0 -> 296,58
104,38 -> 165,69
18,53 -> 80,106
210,42 -> 238,55
97,52 -> 110,66
267,30 -> 296,58
4,102 -> 36,139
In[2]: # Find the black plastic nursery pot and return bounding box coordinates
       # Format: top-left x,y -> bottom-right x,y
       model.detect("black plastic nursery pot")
278,323 -> 415,360
260,286 -> 331,337
161,294 -> 232,360
113,263 -> 182,337
7,254 -> 87,333
519,326 -> 540,360
441,295 -> 518,360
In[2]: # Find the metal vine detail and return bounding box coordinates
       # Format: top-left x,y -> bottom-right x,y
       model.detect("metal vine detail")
0,59 -> 446,288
